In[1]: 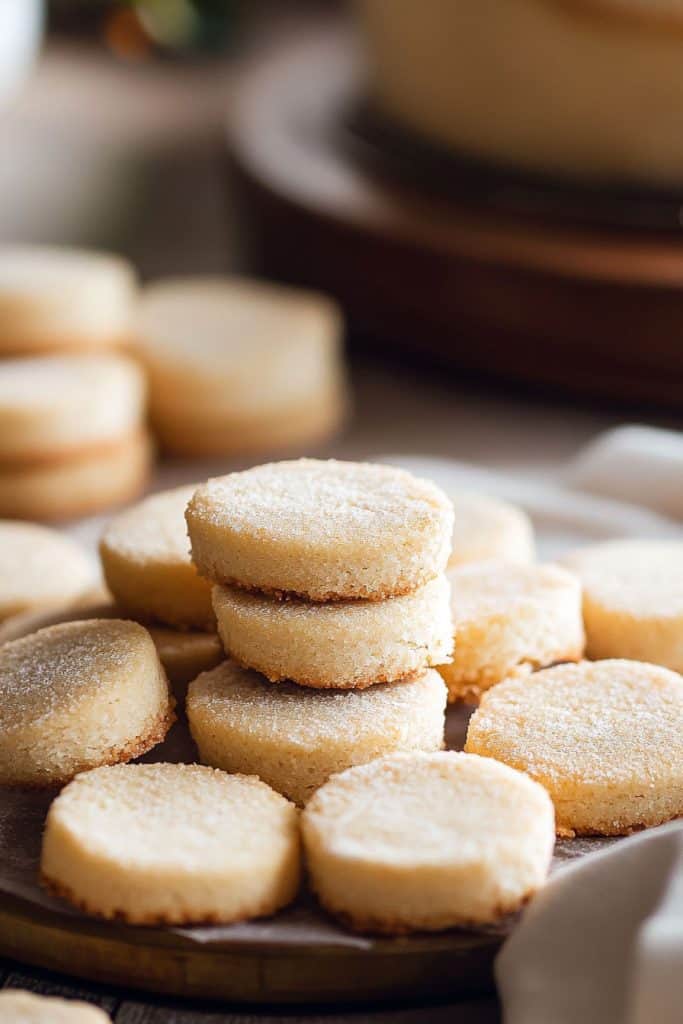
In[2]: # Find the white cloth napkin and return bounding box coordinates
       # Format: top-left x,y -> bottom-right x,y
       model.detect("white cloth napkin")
496,823 -> 683,1024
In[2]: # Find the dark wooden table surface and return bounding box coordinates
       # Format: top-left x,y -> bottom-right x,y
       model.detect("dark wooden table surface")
0,957 -> 500,1022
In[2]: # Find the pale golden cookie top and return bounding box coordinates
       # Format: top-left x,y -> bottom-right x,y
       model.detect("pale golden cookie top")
448,560 -> 580,620
101,484 -> 198,566
135,276 -> 341,407
190,459 -> 451,546
187,459 -> 453,598
447,492 -> 534,567
466,659 -> 683,786
0,521 -> 94,621
0,619 -> 156,732
189,660 -> 446,749
136,276 -> 339,362
47,763 -> 296,872
561,539 -> 683,618
303,751 -> 554,866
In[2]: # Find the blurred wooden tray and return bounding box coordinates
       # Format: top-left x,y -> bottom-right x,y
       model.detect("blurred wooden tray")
227,21 -> 683,407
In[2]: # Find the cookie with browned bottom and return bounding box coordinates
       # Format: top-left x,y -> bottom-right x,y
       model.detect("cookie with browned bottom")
0,619 -> 173,786
41,763 -> 300,924
301,751 -> 554,934
187,459 -> 453,601
466,659 -> 683,836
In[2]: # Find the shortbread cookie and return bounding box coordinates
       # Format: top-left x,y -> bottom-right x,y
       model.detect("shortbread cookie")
135,276 -> 343,412
148,626 -> 223,698
41,763 -> 300,924
0,991 -> 110,1023
0,354 -> 145,462
0,245 -> 136,355
150,382 -> 347,457
0,432 -> 152,521
0,619 -> 173,786
212,574 -> 452,688
561,539 -> 683,672
440,561 -> 584,703
448,492 -> 535,568
302,751 -> 554,933
187,661 -> 447,805
100,485 -> 213,629
0,522 -> 94,622
136,276 -> 347,457
465,659 -> 683,836
187,459 -> 454,601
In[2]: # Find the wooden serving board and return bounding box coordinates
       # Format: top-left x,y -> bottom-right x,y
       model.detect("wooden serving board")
0,608 -> 611,1006
227,20 -> 683,407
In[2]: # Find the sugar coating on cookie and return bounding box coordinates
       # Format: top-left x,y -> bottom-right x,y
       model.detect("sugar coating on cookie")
0,431 -> 152,522
301,751 -> 554,933
212,574 -> 452,688
147,626 -> 223,698
100,485 -> 214,629
0,521 -> 95,622
0,619 -> 173,786
187,459 -> 454,601
447,492 -> 535,568
0,990 -> 110,1023
561,539 -> 683,672
0,354 -> 146,462
440,561 -> 584,702
0,245 -> 136,355
187,661 -> 447,805
465,659 -> 683,836
41,763 -> 300,924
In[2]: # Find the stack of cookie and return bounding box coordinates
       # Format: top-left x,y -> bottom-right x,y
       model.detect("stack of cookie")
185,458 -> 455,803
134,277 -> 348,457
0,245 -> 151,520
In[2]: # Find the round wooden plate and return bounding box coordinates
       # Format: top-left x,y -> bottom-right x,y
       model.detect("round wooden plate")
227,19 -> 683,407
0,603 -> 608,1005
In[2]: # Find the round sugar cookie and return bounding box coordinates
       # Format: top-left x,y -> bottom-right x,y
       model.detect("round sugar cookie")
301,751 -> 555,933
135,275 -> 344,414
0,991 -> 110,1023
186,459 -> 454,601
100,485 -> 213,630
440,561 -> 584,703
0,521 -> 94,622
147,626 -> 223,699
465,659 -> 683,836
212,574 -> 452,688
0,619 -> 173,786
41,763 -> 300,924
0,431 -> 152,521
0,600 -> 222,702
0,354 -> 146,462
187,661 -> 447,806
561,539 -> 683,672
0,245 -> 136,355
447,492 -> 535,568
149,382 -> 347,458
